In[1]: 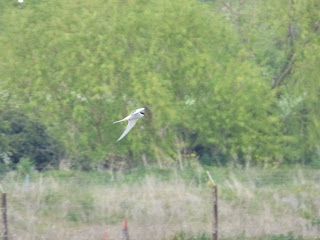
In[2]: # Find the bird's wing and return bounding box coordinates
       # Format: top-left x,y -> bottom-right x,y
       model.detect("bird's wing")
130,108 -> 145,115
117,119 -> 138,141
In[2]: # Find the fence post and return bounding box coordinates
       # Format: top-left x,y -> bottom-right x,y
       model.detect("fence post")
2,193 -> 8,240
212,185 -> 218,240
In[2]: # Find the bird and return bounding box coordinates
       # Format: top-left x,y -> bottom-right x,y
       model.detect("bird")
114,108 -> 146,142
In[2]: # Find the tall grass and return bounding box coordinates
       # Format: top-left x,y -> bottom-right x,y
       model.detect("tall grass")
0,166 -> 319,240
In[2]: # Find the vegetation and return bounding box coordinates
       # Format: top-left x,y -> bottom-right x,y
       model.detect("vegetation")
0,1 -> 320,238
1,167 -> 320,239
0,109 -> 64,171
0,0 -> 319,169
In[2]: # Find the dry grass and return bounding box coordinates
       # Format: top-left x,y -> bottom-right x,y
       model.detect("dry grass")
0,167 -> 320,240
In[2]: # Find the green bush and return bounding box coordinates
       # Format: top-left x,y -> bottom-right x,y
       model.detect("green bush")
269,232 -> 303,240
164,232 -> 210,240
16,157 -> 34,175
0,109 -> 64,170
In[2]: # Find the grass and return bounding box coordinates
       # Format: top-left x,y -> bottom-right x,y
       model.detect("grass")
0,165 -> 320,240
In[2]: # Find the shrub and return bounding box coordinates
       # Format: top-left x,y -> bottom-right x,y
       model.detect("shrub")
165,232 -> 210,240
0,109 -> 64,170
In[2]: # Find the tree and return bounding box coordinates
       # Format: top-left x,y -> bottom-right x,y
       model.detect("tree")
1,0 -> 318,167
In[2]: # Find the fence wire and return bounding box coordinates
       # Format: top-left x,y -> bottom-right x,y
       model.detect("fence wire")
0,168 -> 319,240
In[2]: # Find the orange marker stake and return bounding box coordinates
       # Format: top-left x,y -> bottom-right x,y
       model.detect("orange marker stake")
122,219 -> 130,240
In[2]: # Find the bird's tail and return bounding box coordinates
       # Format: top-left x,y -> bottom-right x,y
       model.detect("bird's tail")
114,115 -> 130,124
113,119 -> 126,124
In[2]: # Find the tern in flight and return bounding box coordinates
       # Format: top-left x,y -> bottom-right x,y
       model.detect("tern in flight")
114,108 -> 146,141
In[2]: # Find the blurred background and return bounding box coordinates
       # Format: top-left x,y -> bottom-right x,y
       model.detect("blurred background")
1,0 -> 320,170
0,0 -> 320,239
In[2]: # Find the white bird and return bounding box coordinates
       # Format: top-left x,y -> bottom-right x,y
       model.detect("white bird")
114,108 -> 146,142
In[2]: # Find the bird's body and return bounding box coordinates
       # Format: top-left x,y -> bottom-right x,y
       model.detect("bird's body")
114,108 -> 146,141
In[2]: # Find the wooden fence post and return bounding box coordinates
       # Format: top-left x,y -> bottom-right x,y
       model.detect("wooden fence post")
2,193 -> 8,240
212,185 -> 218,240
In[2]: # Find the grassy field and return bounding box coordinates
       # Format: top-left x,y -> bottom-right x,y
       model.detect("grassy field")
0,165 -> 320,240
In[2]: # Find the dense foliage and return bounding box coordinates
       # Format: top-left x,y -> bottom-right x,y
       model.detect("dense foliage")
0,0 -> 319,169
0,109 -> 64,170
